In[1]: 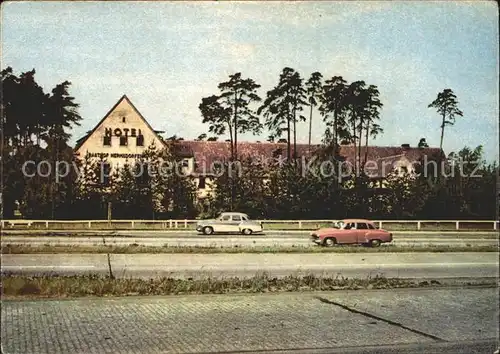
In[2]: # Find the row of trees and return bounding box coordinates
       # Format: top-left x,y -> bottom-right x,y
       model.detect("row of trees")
2,66 -> 496,220
198,69 -> 464,166
198,69 -> 385,171
198,68 -> 388,210
197,68 -> 472,212
202,145 -> 497,220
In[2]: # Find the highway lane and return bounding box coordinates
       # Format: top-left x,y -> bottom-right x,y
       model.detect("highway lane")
2,252 -> 498,279
1,231 -> 498,248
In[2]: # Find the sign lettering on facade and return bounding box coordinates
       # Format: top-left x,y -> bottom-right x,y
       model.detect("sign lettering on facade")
105,128 -> 142,138
87,152 -> 145,159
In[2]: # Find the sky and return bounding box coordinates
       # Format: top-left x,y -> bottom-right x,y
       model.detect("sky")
2,1 -> 499,162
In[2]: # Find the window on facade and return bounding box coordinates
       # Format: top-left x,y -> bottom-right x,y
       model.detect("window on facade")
198,177 -> 206,189
122,117 -> 126,123
136,135 -> 144,146
182,159 -> 189,167
102,163 -> 111,186
119,136 -> 128,146
400,166 -> 408,174
103,136 -> 111,146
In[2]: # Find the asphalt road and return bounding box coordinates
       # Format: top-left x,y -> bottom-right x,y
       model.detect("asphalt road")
2,288 -> 498,353
2,252 -> 498,280
2,231 -> 498,248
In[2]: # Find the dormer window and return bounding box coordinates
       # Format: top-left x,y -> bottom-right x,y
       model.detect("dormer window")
119,136 -> 128,146
136,135 -> 144,146
103,136 -> 111,146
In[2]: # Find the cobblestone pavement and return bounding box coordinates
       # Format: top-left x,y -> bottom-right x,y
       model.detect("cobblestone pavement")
1,287 -> 498,354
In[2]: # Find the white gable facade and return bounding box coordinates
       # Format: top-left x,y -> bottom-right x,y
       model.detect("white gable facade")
75,95 -> 166,171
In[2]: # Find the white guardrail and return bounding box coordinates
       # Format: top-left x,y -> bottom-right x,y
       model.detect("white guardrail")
0,219 -> 499,231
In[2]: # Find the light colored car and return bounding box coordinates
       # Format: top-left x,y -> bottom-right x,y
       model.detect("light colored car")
196,212 -> 263,235
310,218 -> 393,247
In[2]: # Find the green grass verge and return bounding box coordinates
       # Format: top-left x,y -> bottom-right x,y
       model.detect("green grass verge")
1,273 -> 447,298
2,244 -> 498,254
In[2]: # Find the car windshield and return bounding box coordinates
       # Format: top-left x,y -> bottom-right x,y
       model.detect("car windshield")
332,221 -> 345,229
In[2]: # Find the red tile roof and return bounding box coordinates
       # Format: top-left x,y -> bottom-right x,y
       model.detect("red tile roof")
168,140 -> 444,178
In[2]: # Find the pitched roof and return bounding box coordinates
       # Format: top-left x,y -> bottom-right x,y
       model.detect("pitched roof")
74,95 -> 165,152
172,140 -> 444,177
176,140 -> 313,170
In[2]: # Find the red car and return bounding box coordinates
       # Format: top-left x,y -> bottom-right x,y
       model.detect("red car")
310,219 -> 393,247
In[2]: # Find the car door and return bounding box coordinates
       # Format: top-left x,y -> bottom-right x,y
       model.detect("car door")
230,214 -> 243,232
341,222 -> 358,244
355,222 -> 369,243
217,214 -> 232,232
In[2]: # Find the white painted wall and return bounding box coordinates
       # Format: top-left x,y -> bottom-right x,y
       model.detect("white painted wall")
75,96 -> 165,172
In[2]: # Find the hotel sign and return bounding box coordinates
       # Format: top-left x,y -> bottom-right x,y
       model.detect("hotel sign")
105,127 -> 143,137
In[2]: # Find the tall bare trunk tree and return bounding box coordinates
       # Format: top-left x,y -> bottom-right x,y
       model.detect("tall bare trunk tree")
428,88 -> 463,184
428,88 -> 463,151
305,72 -> 323,150
199,73 -> 262,210
258,67 -> 307,163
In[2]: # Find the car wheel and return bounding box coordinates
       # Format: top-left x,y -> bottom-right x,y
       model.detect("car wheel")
203,226 -> 214,235
369,239 -> 381,247
242,228 -> 252,235
324,238 -> 336,247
